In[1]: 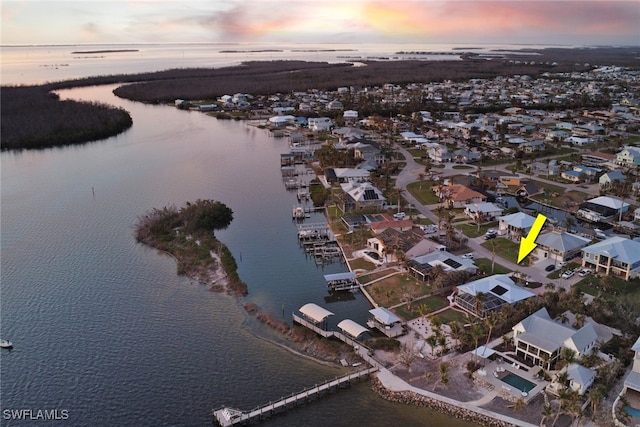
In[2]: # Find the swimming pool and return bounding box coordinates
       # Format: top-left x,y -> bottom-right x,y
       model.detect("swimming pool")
625,405 -> 640,417
500,372 -> 536,393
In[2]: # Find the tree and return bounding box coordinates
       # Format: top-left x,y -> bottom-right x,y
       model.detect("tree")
586,383 -> 606,420
418,172 -> 426,190
433,362 -> 450,391
183,199 -> 234,233
397,340 -> 422,372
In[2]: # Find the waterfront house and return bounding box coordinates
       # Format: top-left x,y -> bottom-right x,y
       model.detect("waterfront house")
572,165 -> 600,182
622,336 -> 640,398
581,236 -> 640,280
325,167 -> 370,184
463,202 -> 503,222
533,231 -> 591,264
454,274 -> 534,318
340,182 -> 386,212
550,363 -> 596,396
577,196 -> 630,223
367,307 -> 404,338
308,117 -> 333,132
367,228 -> 424,263
512,307 -> 598,370
408,250 -> 477,282
517,182 -> 542,198
498,212 -> 537,239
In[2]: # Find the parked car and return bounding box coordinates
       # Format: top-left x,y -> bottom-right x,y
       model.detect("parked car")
393,212 -> 406,220
545,264 -> 555,272
578,268 -> 592,277
561,270 -> 575,279
420,224 -> 438,234
484,229 -> 497,240
461,253 -> 474,259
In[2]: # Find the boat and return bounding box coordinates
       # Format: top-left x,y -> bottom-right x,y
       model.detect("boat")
0,340 -> 13,349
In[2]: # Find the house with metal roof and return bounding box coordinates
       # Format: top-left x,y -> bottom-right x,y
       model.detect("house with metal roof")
367,307 -> 404,338
623,336 -> 640,396
408,250 -> 477,282
533,231 -> 592,264
577,195 -> 630,223
599,170 -> 626,189
512,308 -> 598,370
581,236 -> 640,280
499,212 -> 537,239
556,363 -> 596,396
340,182 -> 386,212
454,274 -> 534,318
463,202 -> 503,222
616,145 -> 640,167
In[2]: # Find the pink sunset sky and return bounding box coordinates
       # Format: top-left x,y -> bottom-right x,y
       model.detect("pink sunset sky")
1,0 -> 638,46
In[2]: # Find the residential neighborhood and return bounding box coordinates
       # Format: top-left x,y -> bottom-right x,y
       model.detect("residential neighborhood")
187,60 -> 640,427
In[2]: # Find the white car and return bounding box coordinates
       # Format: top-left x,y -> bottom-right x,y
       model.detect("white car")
561,270 -> 575,279
578,268 -> 592,277
393,212 -> 406,220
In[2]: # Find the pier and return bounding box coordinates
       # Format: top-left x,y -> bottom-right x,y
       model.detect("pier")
212,368 -> 377,426
213,313 -> 382,426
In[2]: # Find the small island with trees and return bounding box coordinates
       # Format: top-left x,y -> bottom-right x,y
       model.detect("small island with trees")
135,199 -> 247,296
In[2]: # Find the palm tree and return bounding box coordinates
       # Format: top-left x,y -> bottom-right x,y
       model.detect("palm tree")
426,334 -> 438,357
540,403 -> 554,427
417,303 -> 430,325
474,291 -> 487,317
470,323 -> 485,361
396,187 -> 405,214
559,348 -> 577,369
586,383 -> 606,421
418,172 -> 426,190
509,397 -> 526,412
448,321 -> 463,351
482,312 -> 499,355
432,362 -> 450,391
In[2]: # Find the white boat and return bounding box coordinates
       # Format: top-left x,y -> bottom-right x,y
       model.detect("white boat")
0,340 -> 13,349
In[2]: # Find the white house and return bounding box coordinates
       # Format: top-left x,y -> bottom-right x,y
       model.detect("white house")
512,308 -> 598,370
464,202 -> 503,222
499,212 -> 537,238
581,236 -> 640,281
308,117 -> 333,132
454,274 -> 535,318
623,336 -> 640,397
534,231 -> 591,264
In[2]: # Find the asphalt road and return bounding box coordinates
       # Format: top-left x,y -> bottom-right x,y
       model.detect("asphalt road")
393,145 -> 588,291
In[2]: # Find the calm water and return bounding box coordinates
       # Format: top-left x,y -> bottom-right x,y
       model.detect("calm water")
0,42 -> 566,86
1,77 -> 477,426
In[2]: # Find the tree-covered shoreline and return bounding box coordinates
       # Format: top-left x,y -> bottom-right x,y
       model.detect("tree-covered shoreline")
135,200 -> 248,296
1,46 -> 638,151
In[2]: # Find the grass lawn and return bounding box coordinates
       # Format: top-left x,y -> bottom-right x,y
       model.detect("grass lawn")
368,274 -> 432,307
393,295 -> 449,321
480,237 -> 531,266
406,180 -> 441,205
526,179 -> 567,196
473,257 -> 512,275
358,269 -> 397,284
436,308 -> 468,324
452,165 -> 474,170
575,275 -> 640,302
458,221 -> 499,238
349,257 -> 376,271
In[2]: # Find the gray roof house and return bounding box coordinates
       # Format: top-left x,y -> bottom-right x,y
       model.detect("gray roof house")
454,274 -> 534,318
581,236 -> 640,281
512,307 -> 598,370
598,170 -> 626,188
340,182 -> 386,212
499,212 -> 537,238
562,363 -> 596,396
623,336 -> 640,396
533,231 -> 592,264
616,146 -> 640,167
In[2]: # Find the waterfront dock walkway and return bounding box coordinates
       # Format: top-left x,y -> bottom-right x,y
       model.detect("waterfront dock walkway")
212,367 -> 378,426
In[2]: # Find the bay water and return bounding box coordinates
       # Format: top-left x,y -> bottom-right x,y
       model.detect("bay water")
0,44 -> 483,426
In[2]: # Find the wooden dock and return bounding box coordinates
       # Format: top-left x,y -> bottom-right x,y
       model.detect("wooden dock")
212,368 -> 377,426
